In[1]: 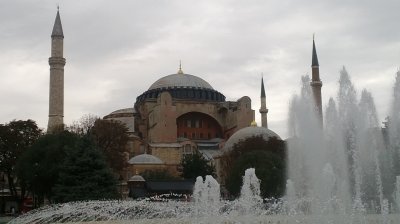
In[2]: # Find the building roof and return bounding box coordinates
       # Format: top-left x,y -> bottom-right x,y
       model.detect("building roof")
108,108 -> 136,116
128,154 -> 164,165
51,10 -> 64,38
149,73 -> 214,90
109,117 -> 135,132
198,149 -> 220,161
195,138 -> 223,150
148,143 -> 182,148
128,175 -> 145,182
146,180 -> 194,192
222,126 -> 281,153
103,108 -> 136,132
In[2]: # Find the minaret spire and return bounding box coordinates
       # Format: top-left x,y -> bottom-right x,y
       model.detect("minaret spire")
310,35 -> 323,126
261,74 -> 266,98
312,34 -> 319,67
51,8 -> 64,38
259,75 -> 268,128
48,9 -> 66,133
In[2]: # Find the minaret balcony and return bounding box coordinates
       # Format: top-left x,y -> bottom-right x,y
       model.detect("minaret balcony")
310,81 -> 322,87
49,57 -> 66,66
259,108 -> 269,113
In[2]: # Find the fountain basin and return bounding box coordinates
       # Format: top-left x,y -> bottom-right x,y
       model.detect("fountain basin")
53,214 -> 400,224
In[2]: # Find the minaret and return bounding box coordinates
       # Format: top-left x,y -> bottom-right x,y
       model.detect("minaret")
310,36 -> 323,125
47,8 -> 66,133
259,76 -> 268,128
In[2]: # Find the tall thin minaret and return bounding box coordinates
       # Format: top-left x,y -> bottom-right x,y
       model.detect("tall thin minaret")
47,8 -> 66,133
259,76 -> 268,128
310,36 -> 323,125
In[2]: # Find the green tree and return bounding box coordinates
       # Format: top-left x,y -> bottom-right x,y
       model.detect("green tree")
67,116 -> 129,173
90,119 -> 129,173
0,120 -> 42,198
53,136 -> 118,203
229,136 -> 286,159
16,131 -> 78,206
225,150 -> 286,198
66,114 -> 99,136
181,153 -> 215,179
223,136 -> 286,198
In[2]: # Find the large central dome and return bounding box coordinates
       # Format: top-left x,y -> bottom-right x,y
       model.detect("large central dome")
135,70 -> 225,104
148,73 -> 214,90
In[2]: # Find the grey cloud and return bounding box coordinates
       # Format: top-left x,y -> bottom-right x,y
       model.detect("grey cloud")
1,0 -> 400,138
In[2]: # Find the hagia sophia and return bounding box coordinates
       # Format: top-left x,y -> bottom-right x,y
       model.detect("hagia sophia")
47,10 -> 322,193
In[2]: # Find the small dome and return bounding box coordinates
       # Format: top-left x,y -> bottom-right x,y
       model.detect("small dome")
148,73 -> 214,90
128,175 -> 145,182
128,154 -> 164,165
107,108 -> 135,116
223,126 -> 281,152
103,108 -> 135,133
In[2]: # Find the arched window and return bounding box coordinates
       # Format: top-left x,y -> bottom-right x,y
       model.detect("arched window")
177,112 -> 222,140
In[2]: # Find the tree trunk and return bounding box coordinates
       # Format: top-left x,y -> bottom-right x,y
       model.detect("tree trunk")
6,172 -> 17,197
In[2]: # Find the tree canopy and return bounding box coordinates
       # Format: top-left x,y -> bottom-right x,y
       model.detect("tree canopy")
90,119 -> 129,173
225,150 -> 286,198
16,131 -> 79,205
66,114 -> 99,136
0,119 -> 42,198
223,136 -> 286,198
181,153 -> 215,179
17,131 -> 119,205
67,115 -> 130,173
53,136 -> 118,203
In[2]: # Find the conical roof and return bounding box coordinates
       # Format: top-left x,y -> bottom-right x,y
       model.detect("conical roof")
51,10 -> 64,38
261,77 -> 266,98
312,38 -> 319,66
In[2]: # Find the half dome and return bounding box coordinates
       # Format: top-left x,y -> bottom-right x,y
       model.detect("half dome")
103,108 -> 135,133
105,108 -> 135,117
223,126 -> 281,152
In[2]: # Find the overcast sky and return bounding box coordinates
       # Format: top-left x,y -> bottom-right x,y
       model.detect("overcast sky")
1,0 -> 399,138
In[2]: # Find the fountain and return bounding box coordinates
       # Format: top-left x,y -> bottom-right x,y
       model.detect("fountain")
193,175 -> 220,216
9,169 -> 270,224
286,68 -> 400,223
9,68 -> 400,223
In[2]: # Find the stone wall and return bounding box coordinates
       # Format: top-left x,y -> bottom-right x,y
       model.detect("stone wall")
136,91 -> 254,146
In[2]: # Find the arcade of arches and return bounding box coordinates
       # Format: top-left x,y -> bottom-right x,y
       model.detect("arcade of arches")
177,112 -> 223,140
